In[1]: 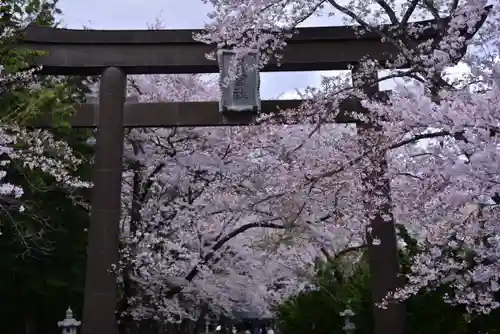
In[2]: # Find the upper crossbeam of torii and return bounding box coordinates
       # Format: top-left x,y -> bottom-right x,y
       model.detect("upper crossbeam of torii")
22,9 -> 490,128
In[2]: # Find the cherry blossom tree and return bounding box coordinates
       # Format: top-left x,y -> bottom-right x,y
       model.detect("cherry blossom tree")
195,0 -> 500,317
373,81 -> 500,314
0,0 -> 91,253
107,68 -> 370,329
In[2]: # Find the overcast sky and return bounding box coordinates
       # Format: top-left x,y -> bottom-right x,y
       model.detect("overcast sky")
56,0 -> 471,99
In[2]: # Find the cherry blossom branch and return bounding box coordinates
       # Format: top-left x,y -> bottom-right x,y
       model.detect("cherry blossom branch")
388,130 -> 452,150
422,0 -> 441,21
393,172 -> 424,182
326,0 -> 409,59
290,1 -> 326,27
320,244 -> 367,265
374,0 -> 398,24
165,221 -> 286,298
401,0 -> 420,25
449,0 -> 459,13
139,162 -> 166,203
308,128 -> 472,183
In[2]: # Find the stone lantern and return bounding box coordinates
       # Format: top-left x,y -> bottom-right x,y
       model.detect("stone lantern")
339,308 -> 356,334
58,307 -> 81,334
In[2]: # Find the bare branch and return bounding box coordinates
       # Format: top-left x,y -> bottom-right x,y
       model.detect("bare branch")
422,0 -> 441,21
392,172 -> 424,181
401,0 -> 420,25
375,0 -> 399,24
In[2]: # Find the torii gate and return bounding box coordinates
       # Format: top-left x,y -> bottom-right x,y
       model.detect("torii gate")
21,12 -> 487,334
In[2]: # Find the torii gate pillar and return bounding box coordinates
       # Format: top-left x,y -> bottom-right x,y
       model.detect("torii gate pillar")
82,67 -> 126,334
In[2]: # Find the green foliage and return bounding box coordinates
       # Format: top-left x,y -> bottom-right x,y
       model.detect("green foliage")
0,0 -> 93,127
277,239 -> 500,334
0,185 -> 88,334
0,0 -> 94,249
0,1 -> 93,333
278,257 -> 372,334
